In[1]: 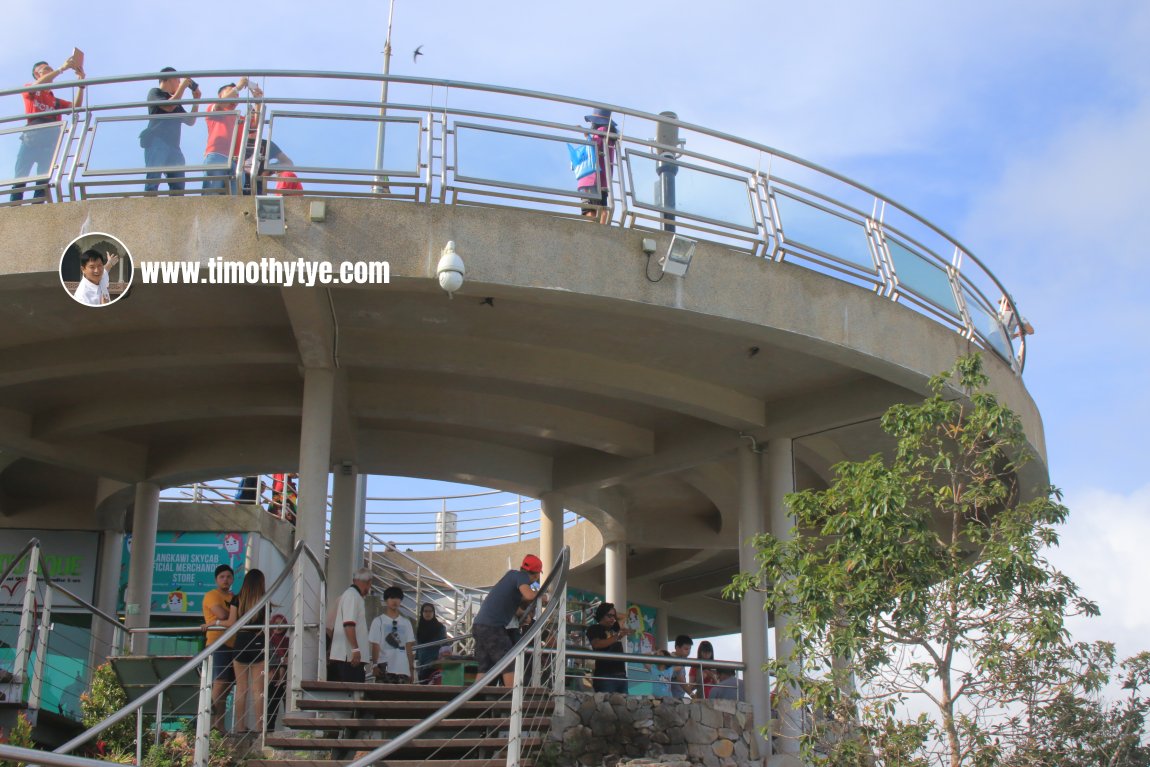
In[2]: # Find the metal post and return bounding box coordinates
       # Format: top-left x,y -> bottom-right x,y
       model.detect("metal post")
13,543 -> 41,688
136,708 -> 144,765
28,585 -> 53,711
553,584 -> 567,710
656,111 -> 680,233
529,599 -> 543,689
194,658 -> 213,767
290,554 -> 306,709
507,653 -> 525,767
154,695 -> 163,747
373,0 -> 397,194
517,495 -> 523,542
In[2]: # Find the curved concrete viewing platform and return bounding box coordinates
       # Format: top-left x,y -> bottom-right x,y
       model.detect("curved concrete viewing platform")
0,72 -> 1046,641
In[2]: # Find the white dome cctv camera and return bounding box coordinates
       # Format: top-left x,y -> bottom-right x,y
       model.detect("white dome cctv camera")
437,241 -> 465,297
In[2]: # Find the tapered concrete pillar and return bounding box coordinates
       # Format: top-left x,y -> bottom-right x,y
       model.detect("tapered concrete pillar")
738,443 -> 770,759
766,437 -> 802,766
605,541 -> 626,609
124,482 -> 160,655
90,529 -> 125,668
296,367 -> 335,681
539,495 -> 564,578
655,608 -> 668,650
327,467 -> 367,607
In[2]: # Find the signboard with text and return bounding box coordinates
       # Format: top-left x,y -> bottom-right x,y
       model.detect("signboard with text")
0,530 -> 100,610
119,531 -> 247,616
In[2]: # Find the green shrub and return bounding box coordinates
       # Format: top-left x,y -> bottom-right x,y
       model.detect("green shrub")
0,712 -> 35,767
80,663 -> 136,756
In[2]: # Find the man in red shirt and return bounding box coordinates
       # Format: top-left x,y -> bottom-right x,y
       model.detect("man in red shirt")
203,77 -> 251,192
11,54 -> 85,202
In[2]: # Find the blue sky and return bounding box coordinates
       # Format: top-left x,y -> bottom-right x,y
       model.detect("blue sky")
4,0 -> 1148,664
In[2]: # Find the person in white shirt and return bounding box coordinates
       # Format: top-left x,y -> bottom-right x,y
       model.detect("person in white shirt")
72,249 -> 119,306
369,585 -> 416,683
328,568 -> 372,682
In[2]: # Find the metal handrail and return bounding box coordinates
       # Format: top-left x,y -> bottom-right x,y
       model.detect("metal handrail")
1,70 -> 1024,373
0,536 -> 39,587
54,539 -> 325,755
366,532 -> 481,597
347,545 -> 571,767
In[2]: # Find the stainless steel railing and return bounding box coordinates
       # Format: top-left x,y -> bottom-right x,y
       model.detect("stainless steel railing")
158,476 -> 580,549
0,70 -> 1027,373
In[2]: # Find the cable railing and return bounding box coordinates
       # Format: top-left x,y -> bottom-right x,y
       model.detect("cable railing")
46,539 -> 326,766
0,538 -> 130,726
347,545 -> 571,767
0,70 -> 1026,373
365,532 -> 487,647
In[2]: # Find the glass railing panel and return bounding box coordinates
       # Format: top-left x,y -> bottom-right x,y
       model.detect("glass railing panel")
454,122 -> 585,196
83,114 -> 211,175
268,113 -> 421,176
773,191 -> 876,271
886,238 -> 960,317
0,122 -> 63,184
963,287 -> 1013,361
626,151 -> 757,232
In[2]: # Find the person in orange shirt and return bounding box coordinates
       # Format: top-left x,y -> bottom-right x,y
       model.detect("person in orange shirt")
203,78 -> 251,192
202,564 -> 237,732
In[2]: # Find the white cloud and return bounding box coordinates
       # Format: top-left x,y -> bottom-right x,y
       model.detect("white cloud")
1055,484 -> 1150,662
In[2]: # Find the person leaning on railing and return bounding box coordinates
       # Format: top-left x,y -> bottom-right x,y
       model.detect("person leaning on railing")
470,554 -> 544,687
10,53 -> 85,203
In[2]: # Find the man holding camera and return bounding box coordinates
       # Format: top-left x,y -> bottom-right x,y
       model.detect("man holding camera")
141,66 -> 200,193
368,586 -> 416,684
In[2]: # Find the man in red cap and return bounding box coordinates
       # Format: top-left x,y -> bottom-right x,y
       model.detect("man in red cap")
471,554 -> 544,686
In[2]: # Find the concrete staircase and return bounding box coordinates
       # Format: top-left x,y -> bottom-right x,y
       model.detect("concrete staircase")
248,680 -> 552,767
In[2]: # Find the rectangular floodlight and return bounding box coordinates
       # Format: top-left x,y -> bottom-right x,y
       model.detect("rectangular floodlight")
256,196 -> 286,236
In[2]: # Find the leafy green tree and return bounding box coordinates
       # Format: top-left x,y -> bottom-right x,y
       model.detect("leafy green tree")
727,354 -> 1109,766
1002,647 -> 1150,767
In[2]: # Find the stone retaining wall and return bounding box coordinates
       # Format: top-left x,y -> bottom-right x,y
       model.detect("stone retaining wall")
549,692 -> 762,767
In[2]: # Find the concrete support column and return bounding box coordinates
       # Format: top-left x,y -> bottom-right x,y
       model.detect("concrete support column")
766,437 -> 802,766
327,467 -> 366,608
655,608 -> 669,650
738,443 -> 771,759
296,367 -> 335,681
124,482 -> 160,655
90,529 -> 125,667
605,541 -> 626,609
539,495 -> 564,578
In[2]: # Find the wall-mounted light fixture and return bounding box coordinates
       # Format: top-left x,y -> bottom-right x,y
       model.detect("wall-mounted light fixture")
660,234 -> 696,277
255,196 -> 286,236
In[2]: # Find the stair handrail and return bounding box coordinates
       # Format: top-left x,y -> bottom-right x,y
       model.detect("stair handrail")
54,539 -> 325,756
346,545 -> 570,767
365,532 -> 483,598
0,744 -> 129,767
0,536 -> 38,586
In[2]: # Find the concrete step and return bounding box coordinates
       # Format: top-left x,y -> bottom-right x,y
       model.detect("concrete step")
281,715 -> 550,731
